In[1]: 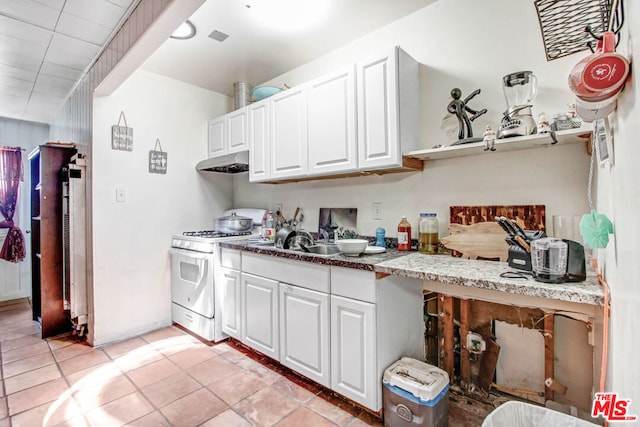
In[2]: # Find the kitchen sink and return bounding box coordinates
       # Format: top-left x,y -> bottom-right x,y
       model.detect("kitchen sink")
247,241 -> 341,257
291,244 -> 341,256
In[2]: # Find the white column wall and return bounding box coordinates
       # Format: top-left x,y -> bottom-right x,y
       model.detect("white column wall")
91,69 -> 233,346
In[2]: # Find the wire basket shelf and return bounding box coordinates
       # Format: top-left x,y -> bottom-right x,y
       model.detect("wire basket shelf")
535,0 -> 614,61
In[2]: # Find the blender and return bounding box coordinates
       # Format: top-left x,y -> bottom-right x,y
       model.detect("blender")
497,71 -> 538,139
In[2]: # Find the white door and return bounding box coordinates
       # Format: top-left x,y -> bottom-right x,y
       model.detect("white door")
241,272 -> 279,360
248,101 -> 270,182
269,87 -> 308,180
307,67 -> 357,176
220,267 -> 241,339
226,109 -> 248,153
208,116 -> 226,158
331,295 -> 377,410
357,48 -> 400,171
279,283 -> 330,387
0,178 -> 31,301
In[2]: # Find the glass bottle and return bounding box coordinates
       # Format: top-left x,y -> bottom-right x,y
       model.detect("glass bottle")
265,211 -> 275,242
397,216 -> 412,251
418,213 -> 439,254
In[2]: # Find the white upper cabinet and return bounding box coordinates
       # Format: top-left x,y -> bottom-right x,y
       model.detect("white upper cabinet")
248,101 -> 270,182
357,46 -> 420,171
207,109 -> 249,159
307,67 -> 358,176
207,116 -> 225,158
227,108 -> 249,153
269,86 -> 308,180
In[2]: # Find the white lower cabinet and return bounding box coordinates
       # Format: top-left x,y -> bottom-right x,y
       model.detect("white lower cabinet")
241,272 -> 280,360
279,283 -> 330,387
330,267 -> 424,412
233,253 -> 423,413
220,267 -> 241,339
330,294 -> 376,408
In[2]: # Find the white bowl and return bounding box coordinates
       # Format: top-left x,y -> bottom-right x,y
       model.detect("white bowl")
335,239 -> 369,256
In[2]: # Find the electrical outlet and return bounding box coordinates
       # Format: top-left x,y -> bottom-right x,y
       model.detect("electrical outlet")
116,187 -> 127,203
372,202 -> 383,220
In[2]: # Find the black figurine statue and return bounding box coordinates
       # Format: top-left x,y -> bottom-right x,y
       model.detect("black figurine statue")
447,88 -> 487,143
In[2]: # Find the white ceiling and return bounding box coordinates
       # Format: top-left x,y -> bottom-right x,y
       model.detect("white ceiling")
141,0 -> 436,97
0,0 -> 138,124
0,0 -> 435,125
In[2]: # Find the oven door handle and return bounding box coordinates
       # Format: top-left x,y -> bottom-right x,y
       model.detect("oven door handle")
169,248 -> 208,286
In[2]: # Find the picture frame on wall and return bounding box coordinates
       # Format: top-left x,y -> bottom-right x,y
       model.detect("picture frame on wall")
111,111 -> 133,151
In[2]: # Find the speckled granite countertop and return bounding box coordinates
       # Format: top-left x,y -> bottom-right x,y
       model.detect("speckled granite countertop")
220,240 -> 407,271
220,241 -> 605,306
375,252 -> 604,306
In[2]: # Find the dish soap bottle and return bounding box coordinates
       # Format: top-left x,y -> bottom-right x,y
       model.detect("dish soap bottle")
265,211 -> 275,242
397,216 -> 412,251
418,213 -> 439,254
375,228 -> 386,248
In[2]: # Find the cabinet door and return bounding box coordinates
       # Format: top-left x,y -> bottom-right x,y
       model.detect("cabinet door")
248,101 -> 270,182
356,48 -> 400,170
279,283 -> 330,387
227,109 -> 248,153
220,268 -> 241,339
331,295 -> 377,410
307,68 -> 357,176
241,273 -> 279,360
269,87 -> 308,180
208,116 -> 226,158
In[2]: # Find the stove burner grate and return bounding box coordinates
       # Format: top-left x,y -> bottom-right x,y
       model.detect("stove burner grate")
183,230 -> 253,238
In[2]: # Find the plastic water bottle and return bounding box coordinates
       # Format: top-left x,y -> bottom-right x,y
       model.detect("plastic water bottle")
265,211 -> 275,242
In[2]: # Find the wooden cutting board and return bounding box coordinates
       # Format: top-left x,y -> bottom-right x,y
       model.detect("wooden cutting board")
441,222 -> 509,261
445,205 -> 546,260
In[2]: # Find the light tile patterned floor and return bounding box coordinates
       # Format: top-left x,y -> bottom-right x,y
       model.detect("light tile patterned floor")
0,299 -> 382,427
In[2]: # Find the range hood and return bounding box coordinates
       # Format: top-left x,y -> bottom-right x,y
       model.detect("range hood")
196,151 -> 249,173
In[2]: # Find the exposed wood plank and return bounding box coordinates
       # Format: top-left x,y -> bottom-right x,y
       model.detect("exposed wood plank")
375,272 -> 390,280
478,338 -> 500,392
438,294 -> 454,382
544,313 -> 555,401
459,299 -> 471,391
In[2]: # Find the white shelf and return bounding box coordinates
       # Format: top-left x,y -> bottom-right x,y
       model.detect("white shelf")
405,126 -> 592,161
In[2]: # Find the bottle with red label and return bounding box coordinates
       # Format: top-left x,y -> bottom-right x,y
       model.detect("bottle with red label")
397,215 -> 412,251
265,211 -> 275,242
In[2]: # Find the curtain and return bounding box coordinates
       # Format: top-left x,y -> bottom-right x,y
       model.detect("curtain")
0,147 -> 26,262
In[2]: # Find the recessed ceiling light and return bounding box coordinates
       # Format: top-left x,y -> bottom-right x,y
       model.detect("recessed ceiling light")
171,20 -> 196,40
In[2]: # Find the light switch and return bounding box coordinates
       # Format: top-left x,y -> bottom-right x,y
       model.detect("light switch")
116,187 -> 127,203
372,202 -> 383,220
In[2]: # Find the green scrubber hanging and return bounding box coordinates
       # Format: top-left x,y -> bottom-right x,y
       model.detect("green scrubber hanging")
580,131 -> 614,249
580,210 -> 614,249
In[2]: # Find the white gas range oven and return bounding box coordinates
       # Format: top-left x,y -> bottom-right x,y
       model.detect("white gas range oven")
169,208 -> 266,341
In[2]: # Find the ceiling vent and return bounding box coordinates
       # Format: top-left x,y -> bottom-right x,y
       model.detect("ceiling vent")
208,30 -> 229,42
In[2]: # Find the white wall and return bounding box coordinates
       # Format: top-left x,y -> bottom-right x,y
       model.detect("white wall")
234,0 -> 590,238
91,69 -> 233,346
597,0 -> 640,414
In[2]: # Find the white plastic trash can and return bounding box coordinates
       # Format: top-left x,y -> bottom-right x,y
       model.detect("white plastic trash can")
383,357 -> 450,427
481,401 -> 599,427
